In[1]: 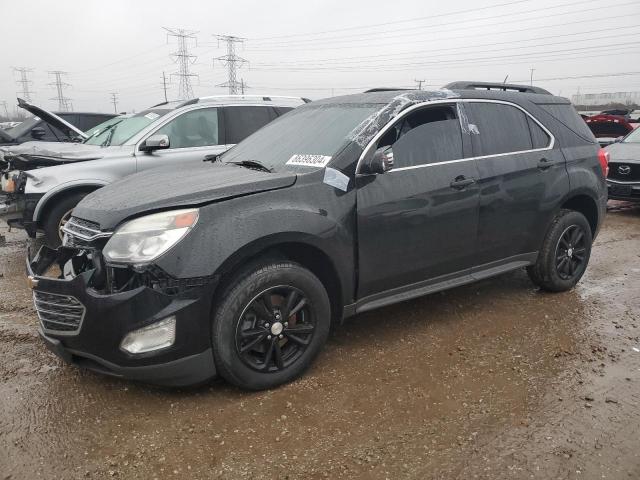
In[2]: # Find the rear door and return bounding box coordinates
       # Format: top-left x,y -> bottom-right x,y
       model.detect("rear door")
464,100 -> 569,269
135,106 -> 226,171
356,103 -> 480,299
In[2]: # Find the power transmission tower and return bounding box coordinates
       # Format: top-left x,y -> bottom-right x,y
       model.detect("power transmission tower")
109,92 -> 119,113
48,71 -> 72,111
164,27 -> 199,100
415,79 -> 425,90
13,67 -> 34,102
213,35 -> 248,95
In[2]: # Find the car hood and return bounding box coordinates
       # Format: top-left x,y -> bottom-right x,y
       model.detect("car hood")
73,163 -> 298,230
605,142 -> 640,163
0,127 -> 14,143
0,142 -> 118,169
17,97 -> 87,140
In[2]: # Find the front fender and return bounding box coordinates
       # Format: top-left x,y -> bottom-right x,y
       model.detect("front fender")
32,180 -> 109,221
154,183 -> 357,305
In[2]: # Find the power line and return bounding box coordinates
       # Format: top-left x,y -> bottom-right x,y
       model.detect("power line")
13,67 -> 34,102
164,27 -> 199,100
213,35 -> 248,94
48,71 -> 72,111
109,92 -> 119,113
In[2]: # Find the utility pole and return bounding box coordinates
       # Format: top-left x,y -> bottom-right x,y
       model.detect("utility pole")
13,67 -> 34,102
48,71 -> 72,111
240,78 -> 248,95
161,71 -> 169,102
415,79 -> 425,90
164,27 -> 199,100
0,101 -> 9,119
213,35 -> 248,95
109,92 -> 119,113
529,68 -> 535,86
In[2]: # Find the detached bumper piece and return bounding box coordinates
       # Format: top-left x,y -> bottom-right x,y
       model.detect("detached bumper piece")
27,246 -> 217,387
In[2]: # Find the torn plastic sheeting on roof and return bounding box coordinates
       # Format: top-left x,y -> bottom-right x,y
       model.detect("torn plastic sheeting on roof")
347,89 -> 459,148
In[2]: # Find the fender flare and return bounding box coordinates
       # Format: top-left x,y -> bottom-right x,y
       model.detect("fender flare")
32,180 -> 109,222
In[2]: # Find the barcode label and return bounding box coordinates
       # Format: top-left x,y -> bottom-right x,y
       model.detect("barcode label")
286,154 -> 332,167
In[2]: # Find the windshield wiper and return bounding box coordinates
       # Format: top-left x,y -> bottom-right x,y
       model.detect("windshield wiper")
82,120 -> 123,144
227,160 -> 272,173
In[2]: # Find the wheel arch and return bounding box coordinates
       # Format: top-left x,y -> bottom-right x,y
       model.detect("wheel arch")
33,182 -> 107,223
215,234 -> 346,323
560,192 -> 600,236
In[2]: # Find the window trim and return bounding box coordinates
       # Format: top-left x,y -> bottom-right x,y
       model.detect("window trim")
355,99 -> 555,174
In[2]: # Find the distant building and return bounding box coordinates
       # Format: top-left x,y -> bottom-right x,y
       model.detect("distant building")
572,91 -> 640,107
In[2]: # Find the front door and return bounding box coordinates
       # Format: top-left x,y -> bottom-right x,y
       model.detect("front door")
135,106 -> 228,171
356,103 -> 480,300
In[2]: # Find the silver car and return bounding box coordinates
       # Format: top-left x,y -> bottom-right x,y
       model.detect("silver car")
1,95 -> 305,245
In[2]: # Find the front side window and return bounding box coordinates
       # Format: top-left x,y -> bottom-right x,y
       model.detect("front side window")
466,102 -> 533,156
379,105 -> 464,169
153,108 -> 219,149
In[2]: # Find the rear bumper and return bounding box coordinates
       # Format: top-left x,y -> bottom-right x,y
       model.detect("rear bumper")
28,246 -> 218,387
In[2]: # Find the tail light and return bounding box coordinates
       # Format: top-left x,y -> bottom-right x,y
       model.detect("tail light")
598,148 -> 609,177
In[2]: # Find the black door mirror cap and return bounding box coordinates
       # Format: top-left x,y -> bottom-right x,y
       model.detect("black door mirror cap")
30,126 -> 47,139
361,146 -> 394,174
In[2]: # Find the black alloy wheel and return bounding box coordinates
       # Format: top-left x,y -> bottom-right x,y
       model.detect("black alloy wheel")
555,224 -> 588,280
235,286 -> 315,372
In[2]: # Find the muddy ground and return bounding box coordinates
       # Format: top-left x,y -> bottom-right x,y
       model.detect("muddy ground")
0,203 -> 639,480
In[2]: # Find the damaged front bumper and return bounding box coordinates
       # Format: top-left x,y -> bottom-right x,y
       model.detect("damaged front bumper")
27,245 -> 218,387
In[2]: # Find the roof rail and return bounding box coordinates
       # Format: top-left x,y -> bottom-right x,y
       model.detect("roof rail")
364,88 -> 415,93
444,81 -> 551,95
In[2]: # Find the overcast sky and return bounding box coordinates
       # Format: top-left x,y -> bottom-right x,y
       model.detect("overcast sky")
1,0 -> 639,115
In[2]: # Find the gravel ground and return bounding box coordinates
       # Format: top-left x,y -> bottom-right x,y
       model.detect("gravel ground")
0,202 -> 639,480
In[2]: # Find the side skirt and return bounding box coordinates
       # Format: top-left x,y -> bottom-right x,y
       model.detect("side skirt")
343,252 -> 537,319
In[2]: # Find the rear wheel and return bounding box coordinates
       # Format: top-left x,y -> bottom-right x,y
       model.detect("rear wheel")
212,261 -> 331,390
42,191 -> 89,248
527,209 -> 592,292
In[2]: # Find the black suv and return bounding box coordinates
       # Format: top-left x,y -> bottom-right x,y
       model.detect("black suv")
27,83 -> 608,390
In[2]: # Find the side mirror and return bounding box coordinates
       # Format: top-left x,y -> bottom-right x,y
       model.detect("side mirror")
361,146 -> 394,174
31,127 -> 46,139
140,134 -> 170,152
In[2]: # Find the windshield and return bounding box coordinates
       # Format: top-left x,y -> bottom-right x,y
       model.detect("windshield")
83,108 -> 171,146
83,116 -> 124,138
622,127 -> 640,143
221,103 -> 382,171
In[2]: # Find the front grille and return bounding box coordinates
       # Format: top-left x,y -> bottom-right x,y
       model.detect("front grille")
33,290 -> 85,335
608,162 -> 640,182
63,216 -> 111,241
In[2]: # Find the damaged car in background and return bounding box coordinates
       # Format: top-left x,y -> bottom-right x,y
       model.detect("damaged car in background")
1,95 -> 305,246
0,97 -> 116,148
26,83 -> 607,390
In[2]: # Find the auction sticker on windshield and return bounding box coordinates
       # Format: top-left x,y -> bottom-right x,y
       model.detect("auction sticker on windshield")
144,112 -> 160,120
286,154 -> 332,167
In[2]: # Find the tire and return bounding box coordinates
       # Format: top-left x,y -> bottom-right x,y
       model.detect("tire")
212,261 -> 331,390
42,191 -> 89,248
527,209 -> 593,292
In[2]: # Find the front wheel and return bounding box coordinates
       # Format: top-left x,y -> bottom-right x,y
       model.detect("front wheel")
212,261 -> 331,390
527,209 -> 593,292
42,191 -> 89,247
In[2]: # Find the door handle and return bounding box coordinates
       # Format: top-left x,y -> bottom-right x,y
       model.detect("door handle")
450,175 -> 476,190
537,157 -> 554,171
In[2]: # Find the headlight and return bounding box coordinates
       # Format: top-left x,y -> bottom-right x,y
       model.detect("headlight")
103,208 -> 199,264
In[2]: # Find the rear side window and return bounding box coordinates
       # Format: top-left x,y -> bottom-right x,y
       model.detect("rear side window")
537,103 -> 594,141
384,105 -> 464,168
465,102 -> 533,156
154,107 -> 219,149
224,106 -> 273,144
527,116 -> 551,149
